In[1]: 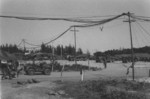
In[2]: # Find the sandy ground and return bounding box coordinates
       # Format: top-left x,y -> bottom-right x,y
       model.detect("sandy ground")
1,61 -> 150,99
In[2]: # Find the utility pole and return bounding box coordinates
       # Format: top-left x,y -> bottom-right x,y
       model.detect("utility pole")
86,50 -> 90,70
70,26 -> 79,65
52,44 -> 54,72
71,26 -> 83,81
22,39 -> 26,54
61,45 -> 63,59
60,45 -> 64,82
128,12 -> 135,81
124,12 -> 135,80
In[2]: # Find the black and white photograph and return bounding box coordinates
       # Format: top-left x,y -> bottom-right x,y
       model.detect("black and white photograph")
0,0 -> 150,99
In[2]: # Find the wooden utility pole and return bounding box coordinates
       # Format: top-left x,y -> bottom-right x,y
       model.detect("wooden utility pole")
60,45 -> 64,82
124,12 -> 135,80
128,12 -> 135,80
61,45 -> 63,59
22,39 -> 26,53
71,26 -> 84,81
87,50 -> 90,70
52,45 -> 54,72
70,26 -> 79,65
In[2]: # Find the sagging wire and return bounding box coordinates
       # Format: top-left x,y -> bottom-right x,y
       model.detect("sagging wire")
1,13 -> 127,49
0,15 -> 114,23
25,41 -> 40,47
17,40 -> 23,47
44,26 -> 72,45
136,21 -> 150,37
43,13 -> 126,46
0,13 -> 126,24
131,15 -> 150,22
134,22 -> 150,46
71,14 -> 117,19
133,15 -> 150,19
132,23 -> 142,47
74,13 -> 126,28
16,26 -> 73,49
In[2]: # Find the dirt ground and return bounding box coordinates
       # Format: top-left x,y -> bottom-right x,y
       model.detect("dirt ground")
1,61 -> 150,99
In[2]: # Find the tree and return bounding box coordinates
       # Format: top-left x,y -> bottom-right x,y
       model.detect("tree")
77,48 -> 83,55
41,43 -> 46,52
56,45 -> 61,55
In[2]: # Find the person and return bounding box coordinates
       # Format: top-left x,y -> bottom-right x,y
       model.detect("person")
1,60 -> 12,80
12,60 -> 21,78
16,64 -> 24,78
102,57 -> 107,69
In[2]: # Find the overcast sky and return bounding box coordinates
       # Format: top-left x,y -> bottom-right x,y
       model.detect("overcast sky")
0,0 -> 150,54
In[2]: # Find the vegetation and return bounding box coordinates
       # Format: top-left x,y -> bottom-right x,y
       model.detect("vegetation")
94,46 -> 150,57
57,79 -> 150,99
0,44 -> 23,53
63,64 -> 99,71
41,43 -> 83,56
0,44 -> 83,56
1,43 -> 150,59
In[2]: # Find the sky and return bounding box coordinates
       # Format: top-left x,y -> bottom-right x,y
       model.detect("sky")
0,0 -> 150,54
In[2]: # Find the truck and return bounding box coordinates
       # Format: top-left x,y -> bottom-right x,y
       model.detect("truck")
24,62 -> 52,75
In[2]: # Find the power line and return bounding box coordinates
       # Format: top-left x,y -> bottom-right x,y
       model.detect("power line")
131,15 -> 150,22
74,13 -> 126,28
0,15 -> 109,23
25,41 -> 40,47
132,25 -> 139,47
71,14 -> 117,19
44,26 -> 72,45
132,23 -> 143,47
136,21 -> 150,37
17,40 -> 23,47
134,22 -> 150,45
133,15 -> 150,19
1,13 -> 127,49
0,13 -> 126,23
16,26 -> 73,48
43,13 -> 126,46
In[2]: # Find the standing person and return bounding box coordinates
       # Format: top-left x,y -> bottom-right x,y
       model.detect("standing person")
13,60 -> 21,78
1,60 -> 11,80
1,63 -> 6,80
1,60 -> 6,80
7,60 -> 13,79
103,57 -> 107,69
16,63 -> 24,78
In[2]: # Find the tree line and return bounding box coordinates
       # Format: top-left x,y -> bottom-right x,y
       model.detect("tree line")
1,44 -> 150,57
0,44 -> 23,53
40,43 -> 83,56
0,43 -> 83,56
94,46 -> 150,57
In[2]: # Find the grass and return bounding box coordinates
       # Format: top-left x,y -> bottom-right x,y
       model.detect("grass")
56,79 -> 150,99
